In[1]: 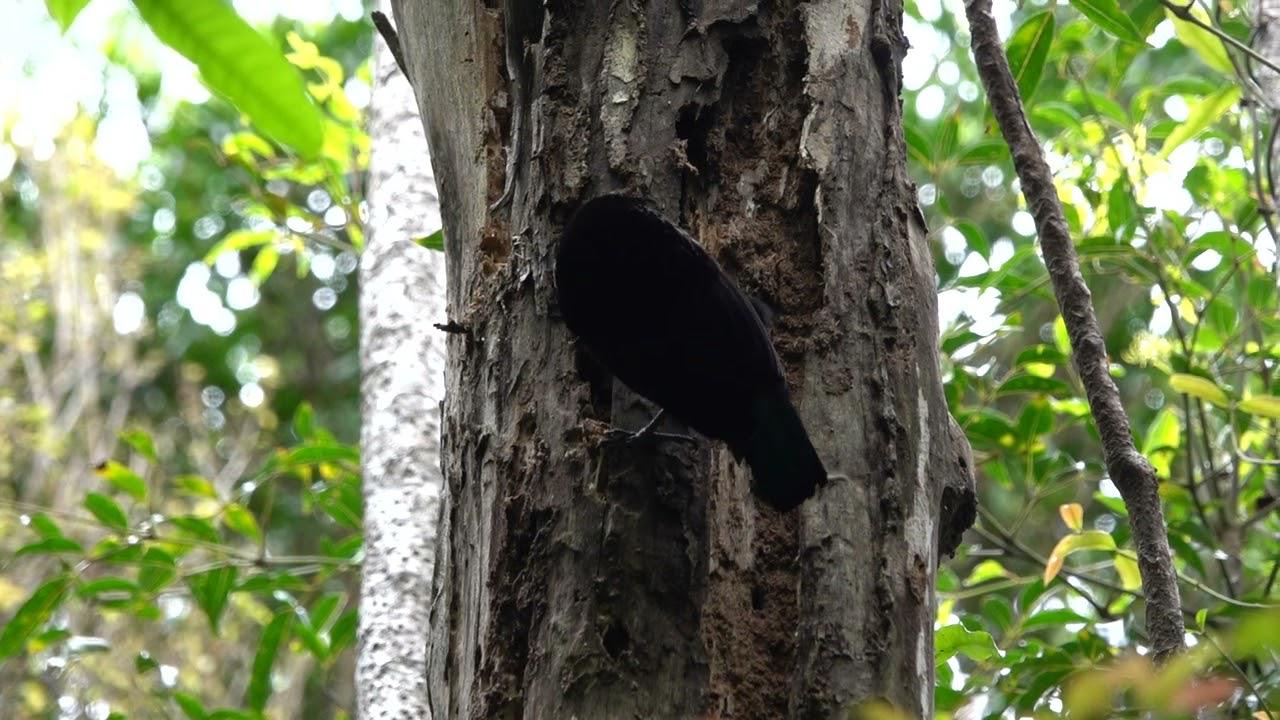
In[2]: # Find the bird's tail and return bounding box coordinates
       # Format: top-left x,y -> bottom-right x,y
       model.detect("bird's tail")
744,387 -> 828,511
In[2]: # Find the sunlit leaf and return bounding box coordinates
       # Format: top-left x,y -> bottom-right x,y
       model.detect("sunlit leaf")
1159,86 -> 1240,158
1168,372 -> 1230,408
1240,395 -> 1280,419
417,229 -> 445,251
44,0 -> 92,32
1168,6 -> 1234,74
95,460 -> 148,501
131,0 -> 324,156
1114,551 -> 1142,590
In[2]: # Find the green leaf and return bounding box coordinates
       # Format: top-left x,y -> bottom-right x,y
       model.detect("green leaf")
1022,608 -> 1092,629
308,592 -> 345,631
137,547 -> 178,592
1006,12 -> 1055,101
1159,86 -> 1240,159
957,139 -> 1009,165
289,606 -> 330,659
936,624 -> 999,663
15,537 -> 85,557
997,375 -> 1072,397
174,474 -> 219,499
1169,6 -> 1233,74
292,402 -> 316,439
328,609 -> 357,656
904,122 -> 933,168
95,460 -> 148,501
186,566 -> 238,632
130,0 -> 323,156
1169,372 -> 1230,407
173,692 -> 208,720
269,442 -> 360,470
77,577 -> 139,599
44,0 -> 92,32
953,220 -> 990,259
222,503 -> 262,542
169,516 -> 222,544
84,492 -> 129,531
0,575 -> 73,658
1068,0 -> 1143,42
118,428 -> 158,463
416,229 -> 445,251
247,612 -> 291,711
1195,608 -> 1208,631
28,513 -> 64,539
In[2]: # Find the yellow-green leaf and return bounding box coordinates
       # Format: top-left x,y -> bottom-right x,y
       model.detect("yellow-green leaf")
222,502 -> 262,542
1159,86 -> 1240,159
95,460 -> 148,501
1045,530 -> 1116,583
203,229 -> 276,265
1240,395 -> 1280,419
1115,551 -> 1142,590
44,0 -> 92,32
1169,372 -> 1230,408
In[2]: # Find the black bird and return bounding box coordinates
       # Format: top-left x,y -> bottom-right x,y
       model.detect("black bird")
555,194 -> 827,511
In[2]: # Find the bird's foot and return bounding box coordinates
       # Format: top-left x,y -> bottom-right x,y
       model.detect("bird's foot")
602,410 -> 696,445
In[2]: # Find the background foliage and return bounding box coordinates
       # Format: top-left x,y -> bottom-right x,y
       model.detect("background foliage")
0,0 -> 1277,717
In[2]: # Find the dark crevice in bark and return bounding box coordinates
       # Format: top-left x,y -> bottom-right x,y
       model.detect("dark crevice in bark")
962,0 -> 1184,663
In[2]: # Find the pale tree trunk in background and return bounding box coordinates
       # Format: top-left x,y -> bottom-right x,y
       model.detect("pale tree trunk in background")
355,3 -> 446,718
393,0 -> 976,717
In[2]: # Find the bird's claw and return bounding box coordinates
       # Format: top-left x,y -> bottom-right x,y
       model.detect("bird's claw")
600,410 -> 696,446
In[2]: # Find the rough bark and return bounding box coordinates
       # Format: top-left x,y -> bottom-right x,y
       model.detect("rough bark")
964,0 -> 1185,663
356,5 -> 447,718
393,0 -> 976,716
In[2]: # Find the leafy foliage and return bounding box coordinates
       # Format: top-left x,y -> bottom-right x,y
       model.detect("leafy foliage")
912,0 -> 1280,714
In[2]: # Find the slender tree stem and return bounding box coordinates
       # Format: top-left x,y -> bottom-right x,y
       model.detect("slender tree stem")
963,0 -> 1186,662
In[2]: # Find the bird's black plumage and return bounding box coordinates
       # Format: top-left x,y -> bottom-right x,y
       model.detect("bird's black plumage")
555,194 -> 827,510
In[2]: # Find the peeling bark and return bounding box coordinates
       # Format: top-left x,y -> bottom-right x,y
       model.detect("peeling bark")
356,4 -> 447,718
392,0 -> 975,716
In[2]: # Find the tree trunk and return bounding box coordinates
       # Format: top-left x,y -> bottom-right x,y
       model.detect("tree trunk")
391,0 -> 976,716
356,4 -> 447,718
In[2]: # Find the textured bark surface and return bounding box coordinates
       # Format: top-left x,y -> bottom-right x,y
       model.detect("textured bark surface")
356,6 -> 447,718
393,0 -> 976,716
964,0 -> 1185,663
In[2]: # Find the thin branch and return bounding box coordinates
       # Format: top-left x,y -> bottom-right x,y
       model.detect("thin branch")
371,11 -> 410,79
963,0 -> 1187,662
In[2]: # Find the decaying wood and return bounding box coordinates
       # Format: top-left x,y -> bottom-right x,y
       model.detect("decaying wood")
391,0 -> 976,715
